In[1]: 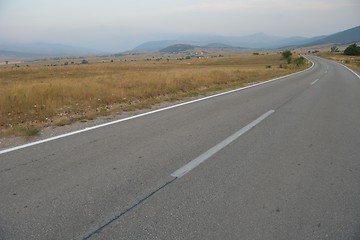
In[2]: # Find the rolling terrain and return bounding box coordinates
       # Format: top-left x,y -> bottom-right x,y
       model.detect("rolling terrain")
0,55 -> 359,239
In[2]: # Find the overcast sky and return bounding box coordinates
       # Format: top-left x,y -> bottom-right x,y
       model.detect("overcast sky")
0,0 -> 359,51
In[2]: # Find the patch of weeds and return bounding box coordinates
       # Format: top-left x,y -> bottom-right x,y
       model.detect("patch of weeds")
123,102 -> 152,112
186,91 -> 200,97
85,114 -> 96,120
26,127 -> 40,137
77,115 -> 92,123
122,105 -> 137,112
76,113 -> 97,122
53,118 -> 72,127
96,107 -> 111,116
12,127 -> 40,137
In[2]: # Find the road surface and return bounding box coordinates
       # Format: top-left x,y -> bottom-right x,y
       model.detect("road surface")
0,55 -> 359,239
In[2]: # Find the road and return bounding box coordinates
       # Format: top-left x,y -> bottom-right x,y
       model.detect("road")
0,55 -> 359,239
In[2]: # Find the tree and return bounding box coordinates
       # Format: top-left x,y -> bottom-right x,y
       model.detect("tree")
344,44 -> 360,56
282,50 -> 292,58
330,46 -> 339,52
281,50 -> 292,63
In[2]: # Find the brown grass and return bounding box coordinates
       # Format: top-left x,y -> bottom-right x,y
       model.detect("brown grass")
0,53 -> 308,137
317,52 -> 360,73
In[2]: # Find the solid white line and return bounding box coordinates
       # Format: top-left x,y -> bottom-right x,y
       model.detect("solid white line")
0,59 -> 314,155
339,63 -> 360,79
313,55 -> 360,80
311,79 -> 319,85
171,110 -> 275,178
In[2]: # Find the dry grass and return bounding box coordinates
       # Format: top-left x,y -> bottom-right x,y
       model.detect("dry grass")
0,53 -> 308,137
318,52 -> 360,73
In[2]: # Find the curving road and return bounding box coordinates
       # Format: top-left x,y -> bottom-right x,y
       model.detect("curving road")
0,55 -> 359,239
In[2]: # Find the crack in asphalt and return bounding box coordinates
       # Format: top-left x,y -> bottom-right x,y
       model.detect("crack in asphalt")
82,177 -> 177,240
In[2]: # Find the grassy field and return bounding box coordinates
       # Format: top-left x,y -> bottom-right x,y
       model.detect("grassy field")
0,53 -> 308,137
318,52 -> 360,73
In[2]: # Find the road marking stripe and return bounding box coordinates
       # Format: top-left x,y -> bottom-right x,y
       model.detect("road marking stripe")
0,59 -> 314,155
311,79 -> 319,85
338,63 -> 360,79
171,110 -> 275,178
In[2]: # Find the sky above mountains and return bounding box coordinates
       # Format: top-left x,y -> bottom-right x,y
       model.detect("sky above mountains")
1,0 -> 359,52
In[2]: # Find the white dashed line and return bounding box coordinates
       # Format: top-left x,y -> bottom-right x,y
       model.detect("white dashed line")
171,110 -> 275,178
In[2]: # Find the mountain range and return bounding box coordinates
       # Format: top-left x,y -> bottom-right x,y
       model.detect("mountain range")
0,41 -> 103,59
135,25 -> 359,53
301,25 -> 360,47
1,25 -> 359,58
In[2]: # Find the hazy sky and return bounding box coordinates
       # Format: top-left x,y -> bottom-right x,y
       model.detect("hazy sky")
0,0 -> 359,51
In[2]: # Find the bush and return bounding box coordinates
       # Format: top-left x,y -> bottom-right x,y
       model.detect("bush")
344,44 -> 360,56
281,50 -> 292,63
282,50 -> 292,59
293,56 -> 306,66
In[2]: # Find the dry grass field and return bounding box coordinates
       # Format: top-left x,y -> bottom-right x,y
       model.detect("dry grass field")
0,53 -> 308,137
318,52 -> 360,73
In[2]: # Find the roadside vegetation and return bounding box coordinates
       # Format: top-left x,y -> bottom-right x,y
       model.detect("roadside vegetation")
344,43 -> 360,56
318,43 -> 360,73
0,53 -> 309,137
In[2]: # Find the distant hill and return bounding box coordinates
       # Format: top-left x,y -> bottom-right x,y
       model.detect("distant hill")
159,44 -> 197,53
302,25 -> 360,46
276,35 -> 326,48
0,50 -> 44,58
133,32 -> 331,52
134,40 -> 182,52
203,43 -> 236,49
133,26 -> 360,52
0,41 -> 104,58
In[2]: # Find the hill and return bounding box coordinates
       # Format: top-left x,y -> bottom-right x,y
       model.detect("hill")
132,26 -> 360,52
302,25 -> 360,46
134,40 -> 181,52
159,44 -> 197,53
0,41 -> 104,58
133,32 -> 330,52
203,43 -> 237,49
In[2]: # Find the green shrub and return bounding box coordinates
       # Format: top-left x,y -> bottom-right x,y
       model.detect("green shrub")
344,44 -> 360,56
281,50 -> 292,63
282,50 -> 292,59
293,56 -> 305,66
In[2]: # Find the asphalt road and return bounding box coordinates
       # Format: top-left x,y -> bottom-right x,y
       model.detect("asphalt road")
0,55 -> 359,240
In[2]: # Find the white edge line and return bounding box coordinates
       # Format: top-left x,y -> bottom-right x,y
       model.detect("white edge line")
171,110 -> 275,178
311,79 -> 319,85
312,55 -> 360,80
338,63 -> 360,79
0,60 -> 314,155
